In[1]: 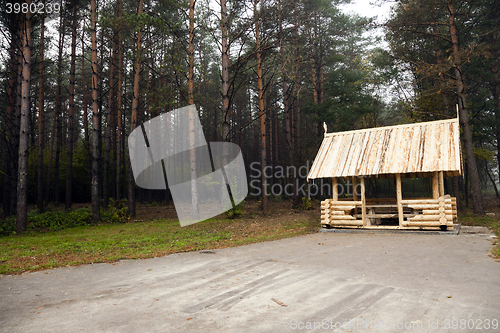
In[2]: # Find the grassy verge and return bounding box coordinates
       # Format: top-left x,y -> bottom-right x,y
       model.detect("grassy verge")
459,214 -> 500,258
0,217 -> 318,275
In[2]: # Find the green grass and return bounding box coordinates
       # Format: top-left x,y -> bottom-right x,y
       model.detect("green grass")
0,217 -> 318,275
459,214 -> 500,258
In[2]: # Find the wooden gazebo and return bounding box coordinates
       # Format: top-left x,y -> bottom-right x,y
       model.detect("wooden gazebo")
307,117 -> 461,230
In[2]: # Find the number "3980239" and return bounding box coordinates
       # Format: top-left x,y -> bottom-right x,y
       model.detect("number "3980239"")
6,2 -> 61,14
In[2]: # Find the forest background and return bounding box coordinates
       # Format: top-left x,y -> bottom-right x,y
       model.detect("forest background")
1,0 -> 499,233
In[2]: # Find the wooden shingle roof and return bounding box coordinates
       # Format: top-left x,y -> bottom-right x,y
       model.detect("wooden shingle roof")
307,118 -> 462,180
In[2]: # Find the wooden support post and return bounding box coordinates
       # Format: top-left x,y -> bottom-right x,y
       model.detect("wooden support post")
332,177 -> 337,202
352,177 -> 358,216
361,177 -> 366,226
439,171 -> 444,197
432,171 -> 439,199
352,177 -> 358,201
396,173 -> 403,227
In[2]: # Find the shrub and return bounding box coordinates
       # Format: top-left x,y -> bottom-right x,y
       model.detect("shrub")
0,204 -> 128,236
300,197 -> 313,210
227,201 -> 244,219
0,217 -> 16,236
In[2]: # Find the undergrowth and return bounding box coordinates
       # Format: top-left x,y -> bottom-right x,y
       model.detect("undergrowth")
0,200 -> 128,236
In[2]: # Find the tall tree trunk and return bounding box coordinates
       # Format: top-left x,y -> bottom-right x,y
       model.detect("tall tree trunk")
11,48 -> 23,214
45,107 -> 56,204
81,27 -> 91,199
319,36 -> 324,104
448,0 -> 484,215
255,0 -> 267,212
273,91 -> 278,181
3,16 -> 19,216
278,0 -> 295,203
65,0 -> 78,209
128,0 -> 144,216
98,31 -> 104,204
91,0 -> 101,223
188,0 -> 199,217
308,25 -> 320,136
293,2 -> 301,206
145,26 -> 152,203
221,0 -> 230,141
54,9 -> 65,205
37,9 -> 45,213
104,5 -> 120,208
493,61 -> 500,198
431,9 -> 450,115
116,0 -> 123,200
16,5 -> 32,232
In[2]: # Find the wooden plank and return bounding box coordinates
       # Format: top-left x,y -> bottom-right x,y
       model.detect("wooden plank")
432,171 -> 439,199
338,133 -> 355,177
434,122 -> 443,171
442,122 -> 450,171
396,173 -> 403,227
361,177 -> 366,226
354,214 -> 413,218
448,122 -> 457,173
415,124 -> 425,172
323,209 -> 349,215
332,178 -> 338,201
345,132 -> 363,176
387,127 -> 403,174
329,201 -> 362,205
406,126 -> 419,173
328,220 -> 364,225
326,136 -> 343,179
315,136 -> 333,179
451,197 -> 457,220
356,130 -> 374,175
352,177 -> 358,201
423,210 -> 453,215
409,215 -> 453,221
329,215 -> 356,220
307,135 -> 330,180
329,135 -> 345,178
380,128 -> 395,174
408,204 -> 452,210
401,198 -> 452,204
453,120 -> 462,174
311,136 -> 328,179
423,121 -> 437,171
371,129 -> 389,175
391,126 -> 406,174
335,133 -> 354,177
364,129 -> 381,175
401,199 -> 440,204
405,221 -> 447,227
439,171 -> 445,197
325,206 -> 356,211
